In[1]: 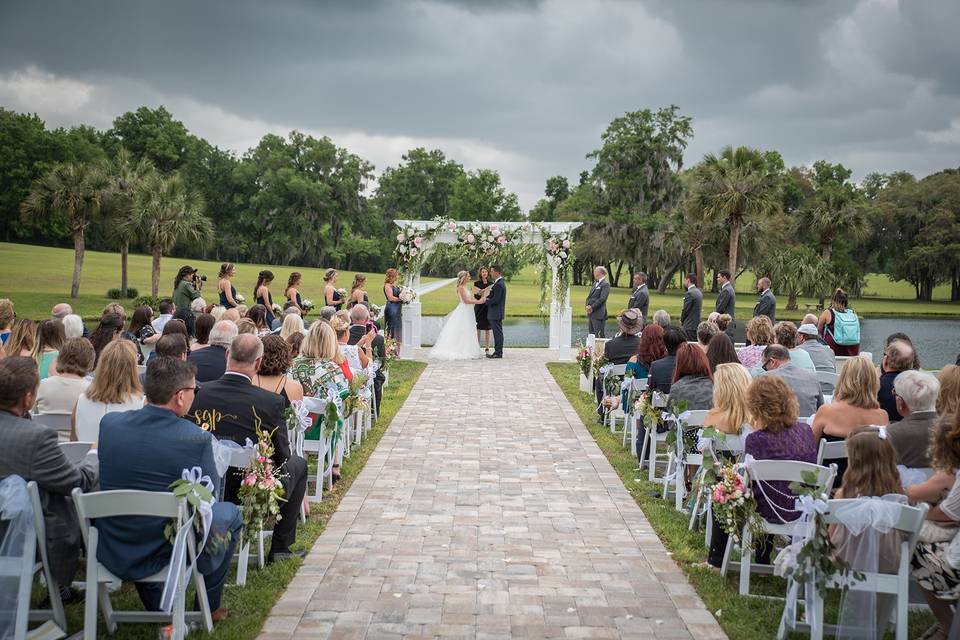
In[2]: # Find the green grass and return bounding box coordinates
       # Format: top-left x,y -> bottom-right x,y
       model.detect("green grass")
545,362 -> 935,640
47,359 -> 426,639
1,241 -> 957,323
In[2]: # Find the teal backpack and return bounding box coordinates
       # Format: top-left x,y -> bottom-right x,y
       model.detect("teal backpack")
829,308 -> 860,346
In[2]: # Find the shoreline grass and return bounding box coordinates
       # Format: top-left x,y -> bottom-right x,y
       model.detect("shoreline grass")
48,359 -> 426,639
545,361 -> 934,640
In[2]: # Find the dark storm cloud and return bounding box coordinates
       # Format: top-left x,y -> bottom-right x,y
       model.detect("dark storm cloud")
1,0 -> 957,208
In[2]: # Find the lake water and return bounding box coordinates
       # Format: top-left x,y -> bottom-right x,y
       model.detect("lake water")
420,316 -> 960,369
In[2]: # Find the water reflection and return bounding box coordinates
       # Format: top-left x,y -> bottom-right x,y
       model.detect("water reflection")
420,316 -> 960,369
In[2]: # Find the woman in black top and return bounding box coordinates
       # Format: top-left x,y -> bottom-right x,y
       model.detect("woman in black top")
254,270 -> 275,328
285,272 -> 304,315
323,268 -> 343,311
473,266 -> 493,355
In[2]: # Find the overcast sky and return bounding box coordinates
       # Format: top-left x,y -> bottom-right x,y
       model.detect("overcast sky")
1,0 -> 958,210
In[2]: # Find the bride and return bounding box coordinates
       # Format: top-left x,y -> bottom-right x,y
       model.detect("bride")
429,271 -> 488,360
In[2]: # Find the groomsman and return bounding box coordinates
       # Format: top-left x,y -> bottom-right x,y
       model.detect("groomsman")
585,266 -> 610,338
714,269 -> 736,338
680,273 -> 702,341
627,272 -> 650,326
753,277 -> 777,323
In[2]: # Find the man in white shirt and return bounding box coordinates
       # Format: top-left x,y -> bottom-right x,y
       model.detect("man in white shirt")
151,299 -> 176,332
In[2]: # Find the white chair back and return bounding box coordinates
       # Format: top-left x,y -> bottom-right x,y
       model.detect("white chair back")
816,371 -> 839,393
0,476 -> 37,640
33,412 -> 73,433
684,410 -> 709,427
59,441 -> 93,464
816,439 -> 847,466
27,481 -> 67,631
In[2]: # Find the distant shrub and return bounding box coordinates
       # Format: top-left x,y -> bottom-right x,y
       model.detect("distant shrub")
106,288 -> 123,299
132,295 -> 161,311
125,287 -> 138,299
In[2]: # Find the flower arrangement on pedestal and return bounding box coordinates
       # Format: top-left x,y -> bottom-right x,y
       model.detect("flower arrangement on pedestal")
535,225 -> 574,311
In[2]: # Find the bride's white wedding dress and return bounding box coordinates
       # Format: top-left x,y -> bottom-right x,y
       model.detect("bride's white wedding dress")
429,285 -> 482,360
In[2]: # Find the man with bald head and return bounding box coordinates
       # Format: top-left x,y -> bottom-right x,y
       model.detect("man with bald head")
51,303 -> 72,319
189,334 -> 307,562
879,340 -> 917,422
189,320 -> 238,382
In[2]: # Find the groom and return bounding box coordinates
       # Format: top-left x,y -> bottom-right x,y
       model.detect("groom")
485,264 -> 506,359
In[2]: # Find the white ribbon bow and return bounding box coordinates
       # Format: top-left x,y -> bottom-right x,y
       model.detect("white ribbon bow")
160,466 -> 216,615
180,466 -> 215,547
289,400 -> 312,432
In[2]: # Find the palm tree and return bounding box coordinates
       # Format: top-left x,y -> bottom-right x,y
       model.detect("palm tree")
694,146 -> 782,287
132,172 -> 212,297
808,184 -> 868,263
758,245 -> 832,310
21,162 -> 110,298
102,149 -> 156,297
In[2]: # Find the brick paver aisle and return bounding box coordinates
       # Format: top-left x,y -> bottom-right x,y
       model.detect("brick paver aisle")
259,350 -> 726,640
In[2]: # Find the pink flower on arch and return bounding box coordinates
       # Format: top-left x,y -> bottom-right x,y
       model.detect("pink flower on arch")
397,233 -> 406,243
562,239 -> 571,249
413,236 -> 423,248
497,235 -> 507,245
466,233 -> 475,243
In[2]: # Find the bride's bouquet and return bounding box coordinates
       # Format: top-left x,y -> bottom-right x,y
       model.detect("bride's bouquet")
399,287 -> 417,304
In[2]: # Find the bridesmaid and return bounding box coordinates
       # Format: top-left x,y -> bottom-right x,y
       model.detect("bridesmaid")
217,262 -> 239,308
285,272 -> 304,315
254,270 -> 276,329
348,274 -> 369,309
473,266 -> 493,356
323,269 -> 343,311
383,268 -> 402,350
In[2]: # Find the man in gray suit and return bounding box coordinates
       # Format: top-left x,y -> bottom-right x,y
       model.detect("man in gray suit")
680,273 -> 703,341
585,265 -> 610,337
758,345 -> 823,417
627,272 -> 650,326
714,269 -> 737,338
0,357 -> 99,594
753,277 -> 777,323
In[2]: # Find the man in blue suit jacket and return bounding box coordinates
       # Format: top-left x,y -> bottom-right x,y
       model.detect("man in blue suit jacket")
484,264 -> 507,358
98,357 -> 241,620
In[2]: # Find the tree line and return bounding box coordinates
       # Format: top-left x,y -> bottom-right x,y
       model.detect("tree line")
1,105 -> 958,301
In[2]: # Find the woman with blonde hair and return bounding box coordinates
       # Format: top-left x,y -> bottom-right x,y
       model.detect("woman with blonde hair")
331,315 -> 373,372
429,270 -> 487,360
323,268 -> 343,311
235,318 -> 258,335
32,319 -> 65,379
6,318 -> 36,357
737,316 -> 775,369
704,363 -> 752,435
279,313 -> 306,341
811,355 -> 888,441
936,364 -> 960,417
348,273 -> 368,309
72,340 -> 143,441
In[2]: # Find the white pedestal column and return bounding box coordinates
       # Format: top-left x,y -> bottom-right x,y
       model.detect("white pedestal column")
402,273 -> 422,351
548,263 -> 574,361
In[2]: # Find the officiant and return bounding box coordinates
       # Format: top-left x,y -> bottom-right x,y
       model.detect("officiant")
474,266 -> 494,357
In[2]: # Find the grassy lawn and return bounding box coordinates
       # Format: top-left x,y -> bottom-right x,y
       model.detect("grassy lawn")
1,241 -> 958,323
48,359 -> 426,639
545,362 -> 935,640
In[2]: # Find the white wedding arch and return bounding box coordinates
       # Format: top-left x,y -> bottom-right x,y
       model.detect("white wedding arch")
393,219 -> 582,360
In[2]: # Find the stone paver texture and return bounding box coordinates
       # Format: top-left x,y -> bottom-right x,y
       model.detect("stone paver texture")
259,350 -> 726,640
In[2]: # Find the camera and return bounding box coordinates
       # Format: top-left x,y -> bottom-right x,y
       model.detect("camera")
193,273 -> 207,282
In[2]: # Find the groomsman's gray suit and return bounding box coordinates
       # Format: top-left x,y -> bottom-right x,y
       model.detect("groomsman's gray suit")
585,278 -> 610,337
754,288 -> 777,323
680,284 -> 703,341
715,281 -> 737,337
628,284 -> 650,326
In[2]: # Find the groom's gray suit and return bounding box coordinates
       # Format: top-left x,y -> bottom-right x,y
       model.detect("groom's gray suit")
485,277 -> 506,357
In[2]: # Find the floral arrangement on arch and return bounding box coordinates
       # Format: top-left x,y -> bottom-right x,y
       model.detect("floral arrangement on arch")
394,222 -> 443,279
453,220 -> 531,261
535,225 -> 574,311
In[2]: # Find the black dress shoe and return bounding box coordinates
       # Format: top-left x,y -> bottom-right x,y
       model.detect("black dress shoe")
267,549 -> 306,564
486,353 -> 502,358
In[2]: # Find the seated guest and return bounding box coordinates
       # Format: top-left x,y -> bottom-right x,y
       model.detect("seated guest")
209,305 -> 226,322
628,323 -> 666,379
603,309 -> 643,364
936,365 -> 960,417
910,411 -> 960,636
333,316 -> 370,372
35,338 -> 94,414
90,314 -> 123,368
706,332 -> 740,372
155,334 -> 188,361
188,320 -> 236,383
32,319 -> 65,380
279,313 -> 306,341
758,344 -> 823,418
348,304 -> 384,412
715,314 -> 732,335
253,336 -> 304,405
319,306 -> 337,322
286,332 -> 304,357
651,309 -> 670,328
737,316 -> 774,370
743,376 -> 817,563
648,326 -> 686,394
7,318 -> 36,357
887,370 -> 940,468
772,321 -> 816,373
246,304 -> 271,337
62,314 -> 84,340
883,332 -> 922,370
127,306 -> 160,364
150,299 -> 175,332
704,363 -> 752,436
811,356 -> 888,444
669,343 -> 714,411
0,357 -> 99,597
696,321 -> 719,352
73,340 -> 143,442
98,357 -> 240,621
189,335 -> 307,562
879,340 -> 916,422
236,318 -> 258,335
190,313 -> 216,351
797,323 -> 836,372
0,298 -> 13,344
222,307 -> 241,323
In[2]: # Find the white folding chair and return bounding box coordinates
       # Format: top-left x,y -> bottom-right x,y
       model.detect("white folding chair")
58,441 -> 93,464
72,488 -> 213,640
600,364 -> 628,434
622,378 -> 648,453
816,371 -> 839,394
816,439 -> 847,467
33,413 -> 73,438
26,481 -> 68,634
720,460 -> 837,597
661,410 -> 709,512
777,499 -> 928,640
0,476 -> 38,640
301,397 -> 337,504
638,392 -> 671,481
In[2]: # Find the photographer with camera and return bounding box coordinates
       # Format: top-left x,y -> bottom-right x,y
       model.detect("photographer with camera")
172,265 -> 205,322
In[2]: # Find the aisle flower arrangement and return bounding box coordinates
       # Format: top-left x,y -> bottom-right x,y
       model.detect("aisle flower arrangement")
238,417 -> 286,546
576,341 -> 592,378
710,463 -> 764,548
